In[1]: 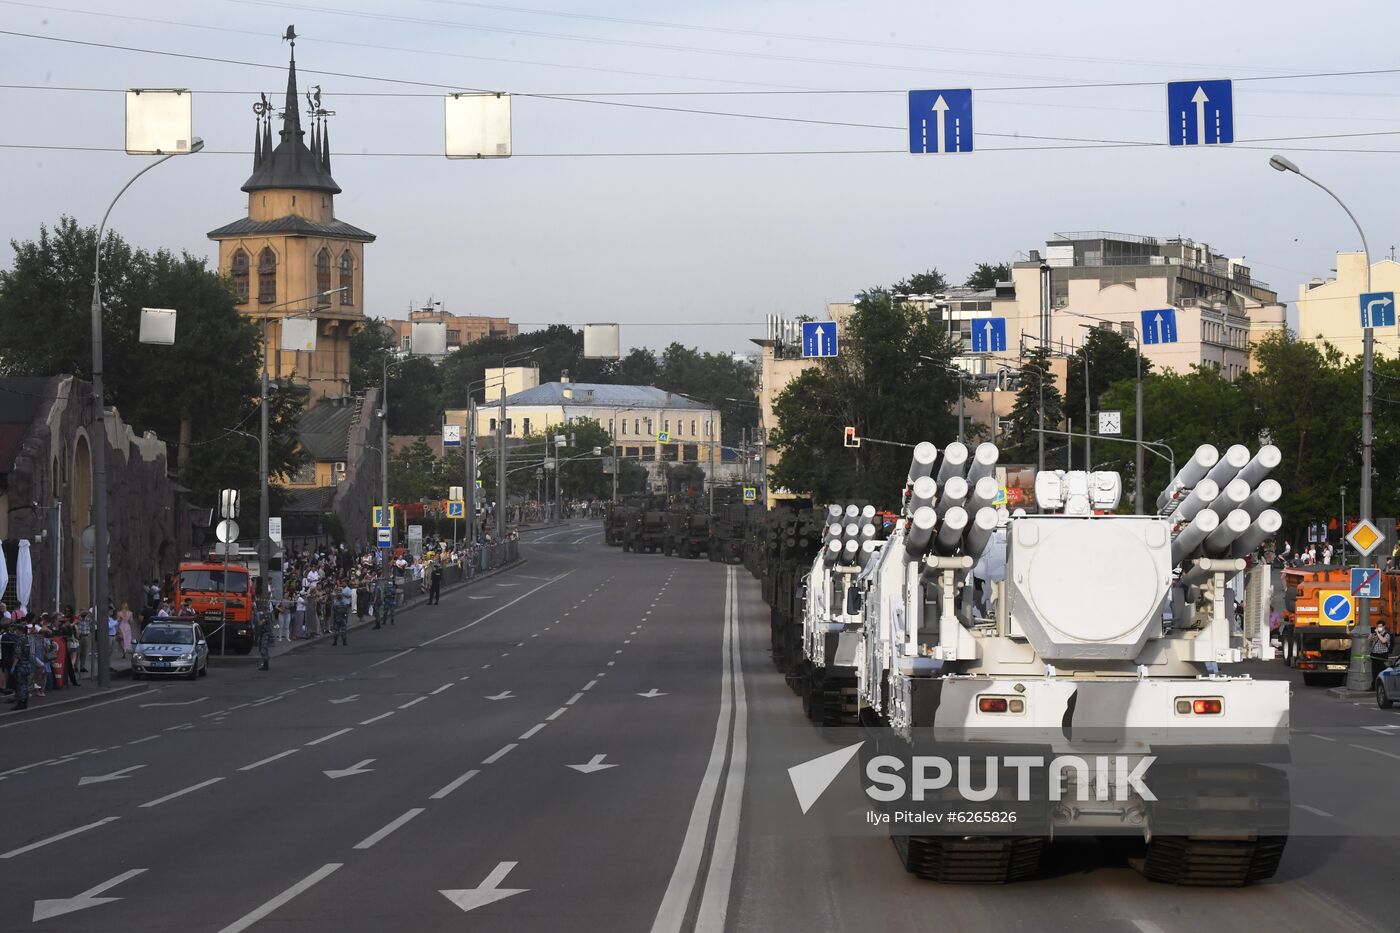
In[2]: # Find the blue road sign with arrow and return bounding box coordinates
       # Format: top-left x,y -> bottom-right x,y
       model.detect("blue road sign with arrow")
801,321 -> 839,358
1140,308 -> 1178,345
1351,567 -> 1382,599
970,318 -> 1007,353
1322,592 -> 1354,624
1359,291 -> 1396,329
908,89 -> 974,154
1167,79 -> 1233,146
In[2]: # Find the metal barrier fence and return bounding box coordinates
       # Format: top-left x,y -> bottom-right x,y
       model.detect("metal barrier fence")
391,537 -> 520,607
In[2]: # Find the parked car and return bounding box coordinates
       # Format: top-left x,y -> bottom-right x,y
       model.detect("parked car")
132,622 -> 209,680
1377,656 -> 1400,709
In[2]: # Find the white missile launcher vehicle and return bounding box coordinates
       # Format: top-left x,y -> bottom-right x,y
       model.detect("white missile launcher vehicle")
798,503 -> 883,725
855,440 -> 1289,886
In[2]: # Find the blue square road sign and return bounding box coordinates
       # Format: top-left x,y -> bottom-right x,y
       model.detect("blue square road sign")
1351,567 -> 1382,599
1360,291 -> 1395,329
908,89 -> 973,154
1167,79 -> 1233,146
970,318 -> 1007,354
1140,308 -> 1178,345
801,321 -> 839,358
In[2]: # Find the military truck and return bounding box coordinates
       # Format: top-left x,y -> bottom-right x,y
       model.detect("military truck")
662,508 -> 710,558
708,490 -> 751,563
623,508 -> 667,553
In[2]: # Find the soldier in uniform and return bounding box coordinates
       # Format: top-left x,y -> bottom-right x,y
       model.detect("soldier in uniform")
256,599 -> 274,671
8,623 -> 33,709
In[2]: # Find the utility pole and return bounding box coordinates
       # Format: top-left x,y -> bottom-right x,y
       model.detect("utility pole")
497,365 -> 507,538
466,396 -> 477,543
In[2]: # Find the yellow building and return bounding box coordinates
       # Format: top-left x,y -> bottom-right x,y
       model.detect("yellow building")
207,46 -> 375,402
1295,251 -> 1400,359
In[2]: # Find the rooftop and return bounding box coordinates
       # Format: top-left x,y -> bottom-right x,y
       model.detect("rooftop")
297,398 -> 357,461
501,382 -> 715,411
242,44 -> 340,194
206,215 -> 375,242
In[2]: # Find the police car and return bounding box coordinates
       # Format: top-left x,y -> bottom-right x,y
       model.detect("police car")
1378,656 -> 1400,709
131,622 -> 209,680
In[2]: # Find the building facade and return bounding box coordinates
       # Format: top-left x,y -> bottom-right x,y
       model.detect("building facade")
207,45 -> 375,403
386,308 -> 517,357
1295,251 -> 1400,359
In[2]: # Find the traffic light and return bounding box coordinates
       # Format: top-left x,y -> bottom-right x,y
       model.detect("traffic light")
844,426 -> 861,448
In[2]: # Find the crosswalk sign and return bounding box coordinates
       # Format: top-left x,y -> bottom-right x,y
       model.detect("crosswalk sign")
373,506 -> 396,529
447,501 -> 465,518
657,431 -> 670,444
743,487 -> 757,502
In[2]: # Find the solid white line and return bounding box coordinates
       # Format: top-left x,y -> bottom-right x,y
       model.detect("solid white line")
696,567 -> 747,933
582,679 -> 598,691
458,675 -> 471,681
369,648 -> 417,668
353,808 -> 425,850
519,723 -> 546,740
430,769 -> 480,800
1351,742 -> 1400,761
0,816 -> 119,858
239,749 -> 299,772
1306,733 -> 1336,742
0,757 -> 56,777
1132,921 -> 1169,933
306,728 -> 352,746
483,744 -> 517,764
0,687 -> 148,729
216,862 -> 343,933
651,567 -> 737,933
566,692 -> 585,706
1296,803 -> 1334,818
417,573 -> 574,649
165,723 -> 193,731
128,734 -> 161,746
399,697 -> 427,710
547,707 -> 569,721
431,683 -> 454,695
140,777 -> 225,808
359,712 -> 396,725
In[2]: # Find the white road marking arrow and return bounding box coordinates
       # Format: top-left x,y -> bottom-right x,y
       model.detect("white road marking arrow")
1191,86 -> 1209,142
323,758 -> 376,779
568,754 -> 618,774
931,94 -> 949,153
33,868 -> 147,922
78,764 -> 146,787
485,691 -> 514,701
468,595 -> 494,600
1363,724 -> 1400,735
140,696 -> 208,708
1365,296 -> 1392,326
328,695 -> 359,704
440,862 -> 527,913
636,688 -> 668,698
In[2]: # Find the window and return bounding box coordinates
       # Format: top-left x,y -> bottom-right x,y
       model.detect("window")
257,247 -> 277,304
400,335 -> 411,351
315,248 -> 331,302
523,417 -> 531,435
230,249 -> 250,303
505,419 -> 513,435
662,444 -> 679,462
633,419 -> 640,435
447,329 -> 461,347
489,418 -> 497,432
705,419 -> 712,437
625,446 -> 639,459
338,250 -> 354,305
608,419 -> 614,433
642,446 -> 656,462
645,418 -> 653,435
684,444 -> 698,462
664,419 -> 670,434
690,420 -> 697,437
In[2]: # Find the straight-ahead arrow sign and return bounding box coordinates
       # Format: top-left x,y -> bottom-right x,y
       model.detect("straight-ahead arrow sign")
485,691 -> 514,701
636,689 -> 668,698
568,754 -> 618,774
1191,86 -> 1209,143
323,759 -> 376,780
33,868 -> 147,922
440,861 -> 528,913
328,695 -> 359,705
78,764 -> 146,787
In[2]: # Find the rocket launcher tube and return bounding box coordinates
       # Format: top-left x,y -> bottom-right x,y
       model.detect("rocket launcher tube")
964,507 -> 998,560
1207,477 -> 1252,518
968,475 -> 999,514
859,539 -> 879,566
861,504 -> 877,523
840,538 -> 859,565
1167,478 -> 1219,526
844,504 -> 860,521
826,522 -> 844,542
1242,479 -> 1282,518
826,503 -> 844,522
936,475 -> 969,517
937,442 -> 969,483
1156,444 -> 1219,511
859,523 -> 878,542
1171,509 -> 1220,565
1204,508 -> 1252,557
905,506 -> 937,555
966,442 -> 999,486
935,506 -> 969,554
1236,444 -> 1282,488
1204,443 -> 1251,488
822,539 -> 842,564
908,476 -> 938,513
907,441 -> 938,484
843,522 -> 860,541
1233,509 -> 1282,558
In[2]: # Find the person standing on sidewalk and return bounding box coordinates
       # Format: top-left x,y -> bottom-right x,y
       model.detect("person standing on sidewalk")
1369,621 -> 1393,682
331,579 -> 352,646
256,599 -> 274,671
428,559 -> 443,605
75,608 -> 92,674
7,622 -> 32,710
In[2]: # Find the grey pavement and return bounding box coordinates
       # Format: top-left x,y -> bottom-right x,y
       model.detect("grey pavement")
0,519 -> 1395,932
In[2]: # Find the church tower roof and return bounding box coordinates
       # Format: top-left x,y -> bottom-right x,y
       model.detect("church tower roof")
242,39 -> 340,195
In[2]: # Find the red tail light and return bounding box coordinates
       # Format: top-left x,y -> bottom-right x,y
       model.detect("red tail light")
978,697 -> 1008,713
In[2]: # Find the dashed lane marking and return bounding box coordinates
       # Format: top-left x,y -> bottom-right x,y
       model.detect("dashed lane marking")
239,749 -> 300,772
519,723 -> 547,740
483,744 -> 517,765
216,862 -> 343,933
306,728 -> 353,747
353,808 -> 425,850
430,770 -> 479,800
360,712 -> 395,725
140,777 -> 225,808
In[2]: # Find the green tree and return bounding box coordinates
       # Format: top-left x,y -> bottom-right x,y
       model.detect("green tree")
1000,346 -> 1064,466
965,262 -> 1011,289
350,317 -> 395,393
1064,327 -> 1150,467
893,269 -> 948,295
388,437 -> 444,503
386,355 -> 443,435
653,342 -> 758,446
768,288 -> 968,507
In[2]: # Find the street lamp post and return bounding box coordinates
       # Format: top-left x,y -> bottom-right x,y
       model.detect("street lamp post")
1270,153 -> 1375,692
88,137 -> 203,687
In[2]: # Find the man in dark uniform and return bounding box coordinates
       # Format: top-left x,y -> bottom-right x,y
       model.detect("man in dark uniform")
8,623 -> 33,709
428,559 -> 443,605
256,599 -> 274,671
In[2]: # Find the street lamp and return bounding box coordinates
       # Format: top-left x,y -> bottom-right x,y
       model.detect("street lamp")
484,348 -> 541,537
88,136 -> 203,687
1271,153 -> 1376,692
1060,308 -> 1146,513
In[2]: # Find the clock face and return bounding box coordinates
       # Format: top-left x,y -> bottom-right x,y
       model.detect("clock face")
1099,411 -> 1121,435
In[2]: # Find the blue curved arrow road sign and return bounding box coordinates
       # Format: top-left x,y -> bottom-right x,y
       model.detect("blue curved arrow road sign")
1360,291 -> 1395,329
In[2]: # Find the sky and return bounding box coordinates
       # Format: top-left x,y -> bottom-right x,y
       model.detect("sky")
3,0 -> 1400,355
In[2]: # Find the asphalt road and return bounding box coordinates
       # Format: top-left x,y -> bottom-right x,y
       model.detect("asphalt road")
2,520 -> 1397,932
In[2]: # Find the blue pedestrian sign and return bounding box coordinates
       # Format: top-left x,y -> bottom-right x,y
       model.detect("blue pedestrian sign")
1140,308 -> 1178,345
1321,591 -> 1355,624
1351,567 -> 1382,599
970,318 -> 1007,353
801,321 -> 839,358
1359,291 -> 1395,329
908,89 -> 973,154
1167,79 -> 1233,146
447,501 -> 465,519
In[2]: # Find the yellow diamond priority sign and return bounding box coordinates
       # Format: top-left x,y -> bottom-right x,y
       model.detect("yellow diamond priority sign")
1345,518 -> 1385,557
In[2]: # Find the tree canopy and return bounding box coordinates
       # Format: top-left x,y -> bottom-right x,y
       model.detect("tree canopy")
965,262 -> 1011,289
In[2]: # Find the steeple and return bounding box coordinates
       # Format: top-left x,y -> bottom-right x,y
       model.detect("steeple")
242,27 -> 340,195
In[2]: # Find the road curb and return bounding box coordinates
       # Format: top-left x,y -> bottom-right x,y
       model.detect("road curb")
1327,686 -> 1375,700
208,557 -> 529,664
1,681 -> 150,717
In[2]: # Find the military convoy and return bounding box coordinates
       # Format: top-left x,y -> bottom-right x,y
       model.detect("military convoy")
605,489 -> 755,560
